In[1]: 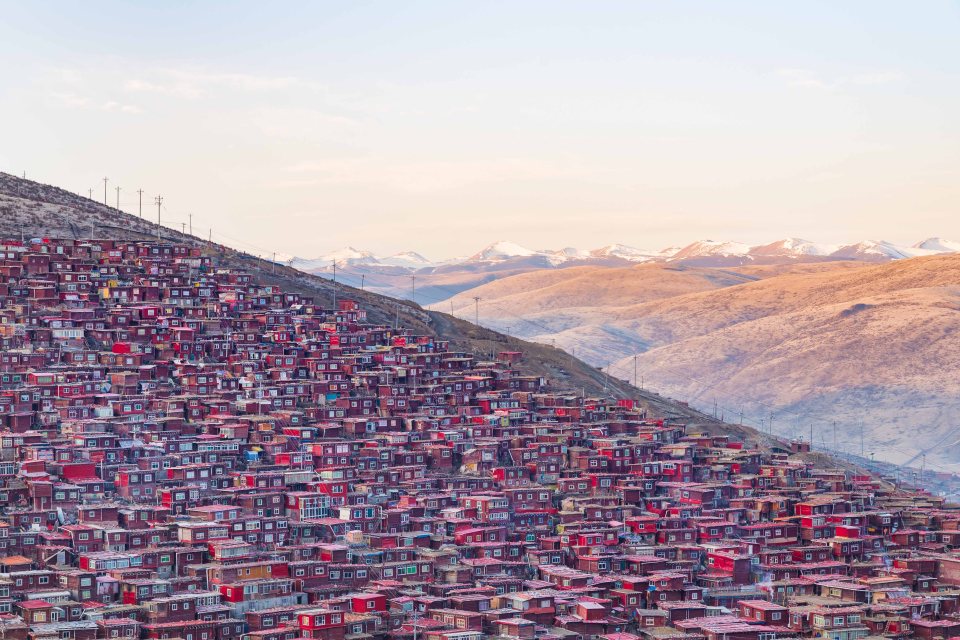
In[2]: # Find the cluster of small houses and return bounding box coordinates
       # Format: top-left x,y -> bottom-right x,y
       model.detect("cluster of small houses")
2,237 -> 960,640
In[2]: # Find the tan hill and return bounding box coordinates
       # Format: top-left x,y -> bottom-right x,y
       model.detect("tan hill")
440,263 -> 765,360
615,281 -> 960,469
444,263 -> 755,316
443,251 -> 960,470
443,260 -> 872,363
443,260 -> 871,319
615,255 -> 960,461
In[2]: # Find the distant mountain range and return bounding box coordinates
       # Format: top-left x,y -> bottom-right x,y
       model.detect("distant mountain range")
290,237 -> 960,305
293,237 -> 960,273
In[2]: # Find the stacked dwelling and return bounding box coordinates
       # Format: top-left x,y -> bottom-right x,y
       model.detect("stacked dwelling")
0,237 -> 956,640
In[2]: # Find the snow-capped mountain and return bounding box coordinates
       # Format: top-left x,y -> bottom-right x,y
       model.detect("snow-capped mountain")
589,244 -> 664,262
914,237 -> 960,253
547,246 -> 592,261
465,241 -> 539,263
378,251 -> 434,269
667,237 -> 957,265
829,240 -> 936,261
750,238 -> 840,257
665,240 -> 755,266
293,236 -> 960,275
291,246 -> 380,271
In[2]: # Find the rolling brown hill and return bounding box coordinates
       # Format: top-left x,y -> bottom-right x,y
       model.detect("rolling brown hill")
442,251 -> 960,470
609,257 -> 960,470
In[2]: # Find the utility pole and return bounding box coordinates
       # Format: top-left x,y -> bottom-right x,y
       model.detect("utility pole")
473,296 -> 481,326
769,412 -> 774,436
103,177 -> 109,206
360,274 -> 365,291
809,424 -> 813,448
154,195 -> 163,242
181,222 -> 186,234
860,420 -> 864,457
332,261 -> 337,311
921,454 -> 926,486
411,606 -> 421,640
88,187 -> 93,199
833,421 -> 837,451
189,213 -> 193,236
633,354 -> 638,388
209,228 -> 212,242
115,185 -> 121,210
137,188 -> 144,218
411,275 -> 416,303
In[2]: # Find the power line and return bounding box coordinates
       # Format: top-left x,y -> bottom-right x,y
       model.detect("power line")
154,195 -> 163,242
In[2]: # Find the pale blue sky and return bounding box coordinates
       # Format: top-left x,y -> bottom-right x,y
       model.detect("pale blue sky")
1,1 -> 957,258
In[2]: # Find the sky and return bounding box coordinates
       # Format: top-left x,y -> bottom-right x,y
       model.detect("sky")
1,1 -> 958,259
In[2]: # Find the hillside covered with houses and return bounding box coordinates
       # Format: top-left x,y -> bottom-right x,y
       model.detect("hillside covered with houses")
0,235 -> 959,640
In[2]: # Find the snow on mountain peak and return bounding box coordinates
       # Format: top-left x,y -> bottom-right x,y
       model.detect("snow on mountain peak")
291,236 -> 960,275
467,241 -> 538,262
914,237 -> 960,253
751,238 -> 839,257
323,246 -> 378,263
590,244 -> 661,262
379,251 -> 434,269
830,240 -> 915,260
669,239 -> 753,261
290,246 -> 380,271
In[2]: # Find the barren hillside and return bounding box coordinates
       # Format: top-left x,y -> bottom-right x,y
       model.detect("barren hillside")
440,249 -> 960,470
607,260 -> 960,470
0,172 -> 710,424
444,263 -> 756,315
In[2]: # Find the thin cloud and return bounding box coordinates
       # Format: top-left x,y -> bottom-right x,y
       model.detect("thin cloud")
124,78 -> 202,99
246,106 -> 359,138
775,68 -> 836,89
281,156 -> 588,194
125,69 -> 318,99
851,71 -> 904,85
49,91 -> 141,114
776,68 -> 904,90
102,100 -> 142,114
